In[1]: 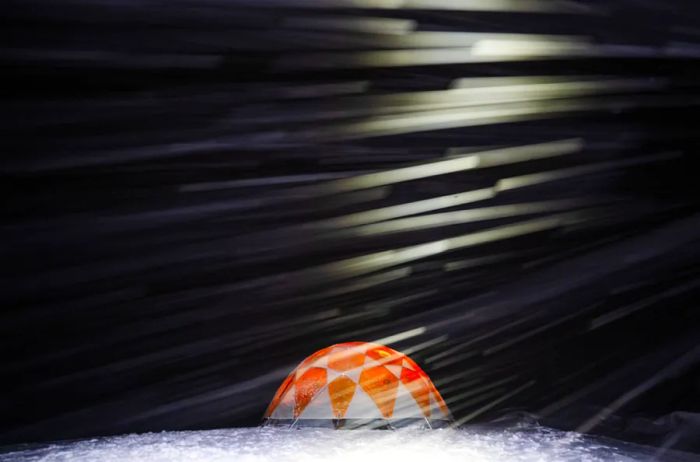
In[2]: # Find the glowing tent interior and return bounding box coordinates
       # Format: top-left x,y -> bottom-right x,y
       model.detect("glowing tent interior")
262,342 -> 452,429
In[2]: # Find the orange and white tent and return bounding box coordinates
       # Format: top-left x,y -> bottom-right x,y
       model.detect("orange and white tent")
262,342 -> 452,429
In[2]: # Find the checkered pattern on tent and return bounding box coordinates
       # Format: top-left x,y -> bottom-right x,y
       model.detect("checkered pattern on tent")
264,342 -> 450,422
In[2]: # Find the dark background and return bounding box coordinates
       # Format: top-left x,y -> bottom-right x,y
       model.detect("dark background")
2,0 -> 700,455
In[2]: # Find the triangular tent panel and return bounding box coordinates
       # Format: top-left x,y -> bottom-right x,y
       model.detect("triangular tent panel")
299,384 -> 334,419
392,382 -> 425,419
344,386 -> 383,419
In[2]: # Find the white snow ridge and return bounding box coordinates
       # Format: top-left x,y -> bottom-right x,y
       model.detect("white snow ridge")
0,426 -> 695,462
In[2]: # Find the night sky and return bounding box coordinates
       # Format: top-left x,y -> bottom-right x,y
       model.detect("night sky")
2,0 -> 700,455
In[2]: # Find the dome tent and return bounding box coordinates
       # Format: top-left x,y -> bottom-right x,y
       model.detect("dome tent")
262,342 -> 452,429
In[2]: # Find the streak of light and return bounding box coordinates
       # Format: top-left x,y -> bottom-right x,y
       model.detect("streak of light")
25,306 -> 345,371
400,335 -> 449,356
274,46 -> 563,70
276,41 -> 700,70
576,345 -> 700,433
435,377 -> 484,397
276,31 -> 588,50
311,96 -> 700,140
426,315 -> 537,366
94,186 -> 390,237
449,75 -> 611,89
444,251 -> 537,271
308,139 -> 583,195
483,305 -> 596,355
495,152 -> 682,192
652,431 -> 686,461
288,211 -> 591,285
0,48 -> 221,69
365,290 -> 438,313
231,309 -> 343,345
521,231 -> 635,269
217,78 -> 658,130
453,380 -> 536,426
371,327 -> 427,346
450,388 -> 513,418
433,368 -> 484,389
305,188 -> 495,229
400,0 -> 592,13
446,376 -> 519,406
293,79 -> 660,123
430,351 -> 482,370
350,199 -> 596,237
394,33 -> 586,49
538,349 -> 671,419
471,38 -> 592,58
589,277 -> 700,330
180,171 -> 372,192
311,267 -> 413,299
232,311 -> 380,354
424,214 -> 700,342
5,80 -> 371,130
122,366 -> 295,423
35,308 -> 377,391
229,0 -> 593,14
282,15 -> 416,35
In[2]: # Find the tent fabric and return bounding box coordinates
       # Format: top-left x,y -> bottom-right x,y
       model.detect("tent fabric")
262,342 -> 452,428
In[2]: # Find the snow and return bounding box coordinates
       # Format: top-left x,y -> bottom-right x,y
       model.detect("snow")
0,426 -> 692,462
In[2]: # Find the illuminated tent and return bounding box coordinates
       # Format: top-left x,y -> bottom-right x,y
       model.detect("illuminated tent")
262,342 -> 452,429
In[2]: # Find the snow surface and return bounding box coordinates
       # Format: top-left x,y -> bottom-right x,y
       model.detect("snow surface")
0,426 -> 694,462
